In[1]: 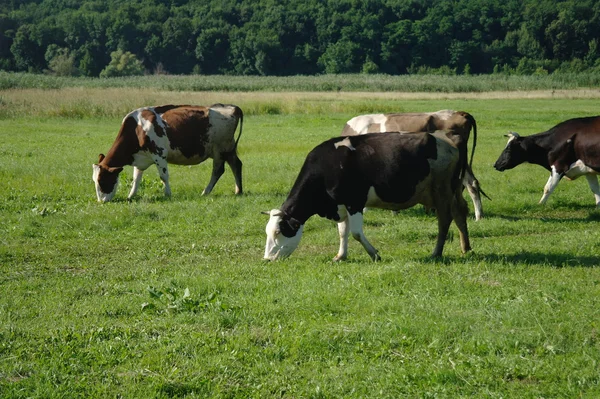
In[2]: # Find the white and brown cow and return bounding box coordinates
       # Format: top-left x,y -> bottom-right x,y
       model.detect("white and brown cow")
92,104 -> 243,202
341,110 -> 485,220
264,131 -> 471,261
494,116 -> 600,205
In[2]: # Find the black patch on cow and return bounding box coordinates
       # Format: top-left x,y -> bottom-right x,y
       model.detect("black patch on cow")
278,215 -> 302,238
153,104 -> 186,115
281,132 -> 438,223
324,134 -> 436,210
98,167 -> 120,193
144,138 -> 164,157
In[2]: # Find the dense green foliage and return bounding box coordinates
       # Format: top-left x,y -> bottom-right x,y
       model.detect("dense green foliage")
1,90 -> 600,397
1,0 -> 600,76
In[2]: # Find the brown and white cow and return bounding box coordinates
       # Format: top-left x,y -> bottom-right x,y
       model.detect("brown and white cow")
92,104 -> 243,202
264,131 -> 471,261
494,116 -> 600,206
341,110 -> 485,220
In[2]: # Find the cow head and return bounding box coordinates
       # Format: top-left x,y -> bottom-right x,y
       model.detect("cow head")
264,209 -> 304,261
92,154 -> 123,202
494,132 -> 526,171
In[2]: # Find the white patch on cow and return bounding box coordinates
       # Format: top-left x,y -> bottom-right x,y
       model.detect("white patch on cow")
334,205 -> 349,261
141,117 -> 154,133
564,159 -> 598,180
432,110 -> 456,121
364,185 -> 425,211
347,114 -> 388,134
264,210 -> 304,261
334,137 -> 356,151
540,165 -> 563,204
585,175 -> 600,206
504,132 -> 520,147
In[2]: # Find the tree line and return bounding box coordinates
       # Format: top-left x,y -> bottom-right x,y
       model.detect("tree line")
1,0 -> 599,77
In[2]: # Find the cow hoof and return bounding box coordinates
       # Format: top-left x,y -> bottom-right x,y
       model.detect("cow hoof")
371,253 -> 381,262
333,254 -> 347,262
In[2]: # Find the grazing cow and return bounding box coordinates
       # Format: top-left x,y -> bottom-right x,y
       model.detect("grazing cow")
264,131 -> 471,261
494,116 -> 600,206
341,110 -> 485,220
92,104 -> 243,202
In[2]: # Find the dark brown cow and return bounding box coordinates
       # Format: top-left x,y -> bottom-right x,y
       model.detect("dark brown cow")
494,116 -> 600,205
93,104 -> 243,202
341,110 -> 485,220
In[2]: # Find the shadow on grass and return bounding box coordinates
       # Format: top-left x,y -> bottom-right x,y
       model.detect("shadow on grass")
482,210 -> 600,223
423,251 -> 600,268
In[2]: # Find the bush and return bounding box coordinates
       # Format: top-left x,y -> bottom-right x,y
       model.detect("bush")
100,50 -> 145,78
361,58 -> 380,74
47,49 -> 79,77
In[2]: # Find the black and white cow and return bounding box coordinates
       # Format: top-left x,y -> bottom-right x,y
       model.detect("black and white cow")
494,116 -> 600,205
92,104 -> 243,202
264,131 -> 471,261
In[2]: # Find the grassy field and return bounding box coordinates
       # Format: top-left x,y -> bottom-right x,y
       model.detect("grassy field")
1,88 -> 600,398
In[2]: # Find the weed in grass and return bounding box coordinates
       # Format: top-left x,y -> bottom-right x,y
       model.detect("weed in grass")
142,284 -> 219,314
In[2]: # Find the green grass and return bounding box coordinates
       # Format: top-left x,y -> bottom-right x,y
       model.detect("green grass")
1,93 -> 600,398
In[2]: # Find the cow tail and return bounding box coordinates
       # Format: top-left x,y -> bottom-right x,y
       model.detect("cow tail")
234,106 -> 244,150
465,112 -> 477,169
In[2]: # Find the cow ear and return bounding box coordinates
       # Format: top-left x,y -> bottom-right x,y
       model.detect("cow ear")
98,154 -> 105,163
504,131 -> 520,138
260,211 -> 271,216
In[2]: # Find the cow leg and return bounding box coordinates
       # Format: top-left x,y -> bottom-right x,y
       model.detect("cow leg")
432,204 -> 452,257
333,207 -> 349,262
225,151 -> 243,195
127,167 -> 144,200
585,175 -> 600,206
153,157 -> 171,197
348,212 -> 381,261
451,191 -> 472,254
202,157 -> 226,195
463,166 -> 483,221
540,168 -> 563,204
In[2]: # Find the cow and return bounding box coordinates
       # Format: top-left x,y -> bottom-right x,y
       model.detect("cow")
92,104 -> 243,202
494,116 -> 600,206
263,131 -> 471,261
341,110 -> 485,220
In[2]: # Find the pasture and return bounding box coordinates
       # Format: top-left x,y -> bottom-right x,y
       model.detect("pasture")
1,87 -> 600,398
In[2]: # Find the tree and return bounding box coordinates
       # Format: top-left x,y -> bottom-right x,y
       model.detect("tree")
46,47 -> 78,76
317,40 -> 362,74
10,24 -> 46,72
99,49 -> 144,77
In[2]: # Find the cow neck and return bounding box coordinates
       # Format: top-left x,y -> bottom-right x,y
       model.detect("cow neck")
102,119 -> 139,167
524,133 -> 553,170
280,172 -> 325,225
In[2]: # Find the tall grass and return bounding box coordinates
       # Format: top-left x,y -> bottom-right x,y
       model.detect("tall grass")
2,71 -> 600,92
2,87 -> 600,120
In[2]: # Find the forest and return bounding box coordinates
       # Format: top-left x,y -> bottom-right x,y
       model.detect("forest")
0,0 -> 599,77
